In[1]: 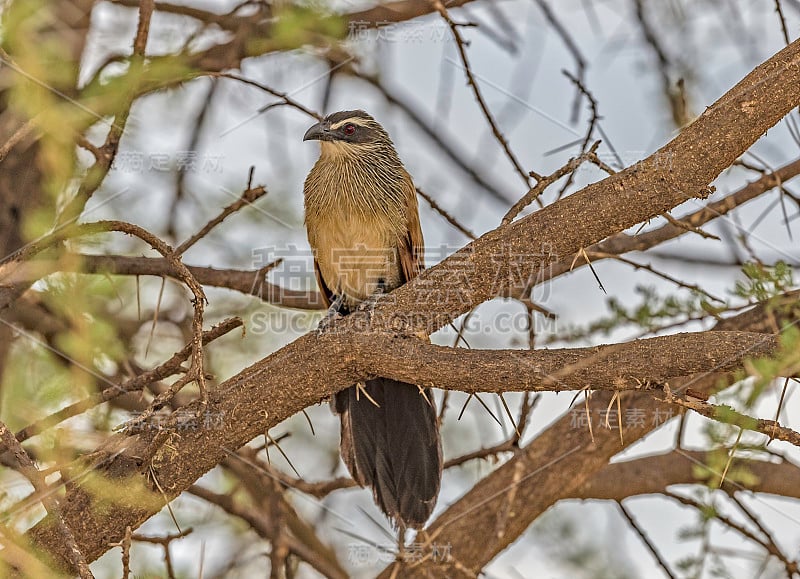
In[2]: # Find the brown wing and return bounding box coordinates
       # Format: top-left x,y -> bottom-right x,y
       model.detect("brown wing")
313,258 -> 333,309
398,171 -> 425,284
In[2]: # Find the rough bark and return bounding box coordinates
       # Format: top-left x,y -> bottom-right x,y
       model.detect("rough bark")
578,450 -> 800,501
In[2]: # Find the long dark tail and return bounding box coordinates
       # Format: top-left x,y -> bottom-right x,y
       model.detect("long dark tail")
335,378 -> 442,528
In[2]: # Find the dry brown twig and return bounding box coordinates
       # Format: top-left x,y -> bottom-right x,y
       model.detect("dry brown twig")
728,493 -> 798,576
658,211 -> 721,240
168,80 -> 219,239
432,0 -> 533,193
660,384 -> 800,447
561,69 -> 599,153
58,0 -> 155,226
0,116 -> 40,164
632,0 -> 692,128
502,140 -> 612,224
0,253 -> 321,311
445,393 -> 536,468
534,0 -> 587,123
550,70 -> 610,200
201,71 -> 324,121
416,187 -> 477,240
0,220 -> 209,420
664,490 -> 799,576
775,0 -> 792,45
354,70 -> 514,204
174,182 -> 269,257
0,421 -> 94,579
121,527 -> 132,579
616,501 -> 677,579
212,448 -> 350,579
131,528 -> 193,579
593,252 -> 726,303
6,317 -> 243,451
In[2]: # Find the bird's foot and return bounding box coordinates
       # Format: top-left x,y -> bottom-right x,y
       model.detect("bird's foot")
355,288 -> 385,330
316,308 -> 344,335
317,295 -> 347,335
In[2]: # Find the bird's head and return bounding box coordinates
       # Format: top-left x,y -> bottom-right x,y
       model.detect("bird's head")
303,110 -> 393,158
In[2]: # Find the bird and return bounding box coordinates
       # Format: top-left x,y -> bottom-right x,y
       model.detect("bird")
302,110 -> 442,529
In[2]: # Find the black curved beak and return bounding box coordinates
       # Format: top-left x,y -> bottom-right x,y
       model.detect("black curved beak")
303,120 -> 331,142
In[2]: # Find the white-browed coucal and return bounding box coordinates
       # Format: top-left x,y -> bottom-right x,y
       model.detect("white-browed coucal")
303,110 -> 442,529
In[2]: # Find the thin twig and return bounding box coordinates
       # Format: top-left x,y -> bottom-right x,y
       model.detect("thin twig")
446,394 -> 536,468
617,501 -> 677,579
728,493 -> 798,577
502,141 -> 608,225
0,117 -> 39,164
659,211 -> 722,240
660,387 -> 800,447
0,220 -> 209,422
0,421 -> 95,578
632,0 -> 691,128
771,377 -> 792,441
57,0 -> 155,225
416,187 -> 476,240
202,72 -> 323,120
8,317 -> 242,448
433,0 -> 532,192
562,69 -> 597,152
593,252 -> 726,303
665,491 -> 799,576
775,0 -> 792,45
174,183 -> 268,256
534,1 -> 587,123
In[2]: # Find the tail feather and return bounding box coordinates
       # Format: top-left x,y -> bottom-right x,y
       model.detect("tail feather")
335,378 -> 442,528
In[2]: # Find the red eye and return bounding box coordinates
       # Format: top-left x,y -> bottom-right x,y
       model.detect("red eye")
343,123 -> 356,135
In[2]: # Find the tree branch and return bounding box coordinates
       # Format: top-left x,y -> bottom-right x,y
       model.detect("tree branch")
382,299 -> 798,575
0,255 -> 321,311
356,331 -> 779,394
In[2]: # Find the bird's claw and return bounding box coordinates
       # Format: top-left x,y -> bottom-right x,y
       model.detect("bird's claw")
316,310 -> 344,335
354,292 -> 383,329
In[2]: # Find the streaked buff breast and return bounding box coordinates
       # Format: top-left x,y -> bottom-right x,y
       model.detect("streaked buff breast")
310,213 -> 403,306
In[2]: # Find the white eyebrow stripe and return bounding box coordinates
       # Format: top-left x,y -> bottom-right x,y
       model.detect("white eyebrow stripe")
330,118 -> 372,130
